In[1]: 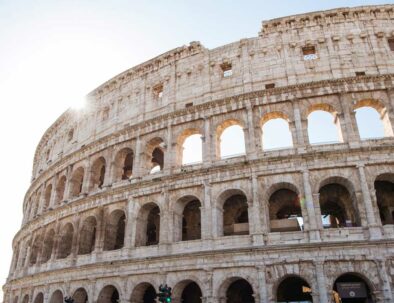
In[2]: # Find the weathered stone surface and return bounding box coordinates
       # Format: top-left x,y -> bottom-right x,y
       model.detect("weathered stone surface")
3,4 -> 394,303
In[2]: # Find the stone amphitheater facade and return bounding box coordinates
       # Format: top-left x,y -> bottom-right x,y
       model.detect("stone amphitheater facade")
4,4 -> 394,303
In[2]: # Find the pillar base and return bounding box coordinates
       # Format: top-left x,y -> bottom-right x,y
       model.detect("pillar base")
308,229 -> 321,242
369,225 -> 383,240
252,233 -> 265,246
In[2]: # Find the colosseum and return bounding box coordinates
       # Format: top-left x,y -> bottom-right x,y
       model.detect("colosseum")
3,4 -> 394,303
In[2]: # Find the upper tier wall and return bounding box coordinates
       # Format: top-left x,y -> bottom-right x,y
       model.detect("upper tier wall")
32,4 -> 394,179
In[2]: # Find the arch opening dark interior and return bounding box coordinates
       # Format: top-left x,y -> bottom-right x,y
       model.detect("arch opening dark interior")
375,180 -> 394,225
104,211 -> 126,251
97,286 -> 119,303
269,189 -> 303,232
223,194 -> 249,236
276,276 -> 312,302
182,200 -> 201,241
181,282 -> 202,303
73,288 -> 88,303
333,274 -> 373,303
146,206 -> 160,245
78,217 -> 97,255
226,279 -> 255,303
142,285 -> 156,303
319,183 -> 359,228
122,152 -> 134,179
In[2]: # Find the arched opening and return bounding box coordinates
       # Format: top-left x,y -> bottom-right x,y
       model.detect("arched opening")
50,290 -> 63,303
57,223 -> 74,259
308,109 -> 342,145
97,285 -> 119,303
104,210 -> 126,251
180,281 -> 202,303
41,229 -> 55,263
22,295 -> 29,303
146,137 -> 166,174
151,147 -> 164,173
174,196 -> 202,242
375,174 -> 394,225
78,216 -> 97,254
135,203 -> 160,246
33,293 -> 44,303
72,288 -> 88,303
355,107 -> 386,140
43,184 -> 52,211
114,148 -> 134,180
70,167 -> 84,198
333,273 -> 374,303
130,282 -> 157,303
29,235 -> 42,265
56,175 -> 67,204
269,187 -> 303,232
181,133 -> 203,165
90,157 -> 106,190
226,278 -> 255,303
218,123 -> 246,159
319,181 -> 360,228
223,194 -> 249,236
261,114 -> 293,150
276,276 -> 312,302
13,296 -> 18,303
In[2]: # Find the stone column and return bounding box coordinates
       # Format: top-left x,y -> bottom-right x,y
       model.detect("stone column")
124,199 -> 137,250
357,164 -> 382,239
37,187 -> 46,215
257,266 -> 269,303
164,123 -> 174,173
313,193 -> 323,229
94,208 -> 105,253
134,135 -> 143,178
245,101 -> 257,158
160,189 -> 171,244
63,165 -> 73,202
49,176 -> 58,209
81,160 -> 91,195
202,180 -> 213,239
202,118 -> 213,165
71,217 -> 81,258
314,261 -> 329,303
293,102 -> 306,152
302,169 -> 320,241
250,173 -> 264,245
339,94 -> 360,147
377,260 -> 393,302
103,148 -> 114,188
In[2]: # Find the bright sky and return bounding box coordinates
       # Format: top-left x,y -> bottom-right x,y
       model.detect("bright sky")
0,1 -> 391,300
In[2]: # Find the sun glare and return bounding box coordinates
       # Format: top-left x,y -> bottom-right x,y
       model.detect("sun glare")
70,96 -> 87,110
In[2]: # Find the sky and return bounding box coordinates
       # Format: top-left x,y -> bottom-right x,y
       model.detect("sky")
0,0 -> 391,300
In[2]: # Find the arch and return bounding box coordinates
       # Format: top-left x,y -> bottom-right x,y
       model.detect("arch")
56,175 -> 67,204
113,147 -> 134,180
319,180 -> 360,228
78,216 -> 97,254
276,275 -> 313,302
21,295 -> 29,303
97,285 -> 120,303
135,202 -> 160,247
174,196 -> 202,242
90,157 -> 106,190
354,99 -> 393,139
333,272 -> 375,303
374,173 -> 394,225
177,129 -> 203,166
219,277 -> 255,303
222,192 -> 249,236
146,137 -> 165,174
29,234 -> 42,266
130,282 -> 157,303
72,287 -> 88,303
173,279 -> 203,303
57,223 -> 74,259
104,209 -> 126,251
260,112 -> 293,150
50,290 -> 63,303
13,296 -> 18,303
69,167 -> 84,198
43,184 -> 52,211
307,105 -> 342,144
216,119 -> 246,159
269,185 -> 303,232
33,293 -> 44,303
41,228 -> 55,263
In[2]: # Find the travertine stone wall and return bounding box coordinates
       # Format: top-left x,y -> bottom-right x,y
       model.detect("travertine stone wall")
3,4 -> 394,303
